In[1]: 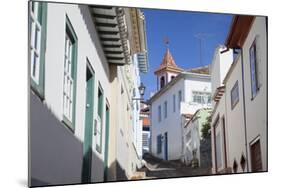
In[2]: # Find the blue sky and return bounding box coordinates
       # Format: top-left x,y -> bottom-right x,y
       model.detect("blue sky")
140,9 -> 233,99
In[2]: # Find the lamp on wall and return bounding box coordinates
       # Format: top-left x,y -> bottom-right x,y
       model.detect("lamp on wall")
132,82 -> 146,101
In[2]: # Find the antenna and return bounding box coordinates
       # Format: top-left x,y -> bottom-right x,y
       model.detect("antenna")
194,33 -> 214,66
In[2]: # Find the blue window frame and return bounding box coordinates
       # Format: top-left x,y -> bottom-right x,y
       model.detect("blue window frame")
250,39 -> 259,99
157,134 -> 162,154
164,101 -> 167,118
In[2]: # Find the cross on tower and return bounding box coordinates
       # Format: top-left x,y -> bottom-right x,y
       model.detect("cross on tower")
164,37 -> 170,48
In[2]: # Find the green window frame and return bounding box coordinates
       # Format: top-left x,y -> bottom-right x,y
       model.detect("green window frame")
62,15 -> 78,131
104,102 -> 110,181
96,84 -> 104,153
29,1 -> 47,99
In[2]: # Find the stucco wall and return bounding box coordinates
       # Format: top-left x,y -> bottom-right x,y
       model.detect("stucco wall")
33,3 -> 115,182
30,92 -> 84,186
151,73 -> 211,160
224,56 -> 247,173
151,78 -> 185,160
242,17 -> 267,171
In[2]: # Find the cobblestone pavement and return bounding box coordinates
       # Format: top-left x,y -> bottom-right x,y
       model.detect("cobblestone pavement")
139,153 -> 212,179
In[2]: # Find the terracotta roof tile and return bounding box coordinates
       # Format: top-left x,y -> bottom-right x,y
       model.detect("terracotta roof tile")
154,48 -> 182,74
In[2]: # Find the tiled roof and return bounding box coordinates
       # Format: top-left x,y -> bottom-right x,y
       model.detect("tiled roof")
154,48 -> 182,74
187,66 -> 210,75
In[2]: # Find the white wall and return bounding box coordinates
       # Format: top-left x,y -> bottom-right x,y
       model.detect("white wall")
211,46 -> 233,97
242,17 -> 267,172
224,56 -> 247,173
211,95 -> 228,173
44,3 -> 112,182
182,75 -> 212,115
151,78 -> 185,160
151,73 -> 211,160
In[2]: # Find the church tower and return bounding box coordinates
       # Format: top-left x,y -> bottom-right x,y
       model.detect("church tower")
154,44 -> 183,91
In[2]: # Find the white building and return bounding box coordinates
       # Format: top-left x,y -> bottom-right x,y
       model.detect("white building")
140,102 -> 151,154
211,16 -> 267,174
182,108 -> 212,167
148,48 -> 212,160
29,2 -> 148,186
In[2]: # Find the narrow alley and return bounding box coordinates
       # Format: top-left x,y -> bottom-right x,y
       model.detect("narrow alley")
139,153 -> 211,179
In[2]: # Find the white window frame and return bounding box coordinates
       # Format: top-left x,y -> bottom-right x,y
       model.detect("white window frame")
63,32 -> 74,122
192,91 -> 211,105
30,2 -> 42,84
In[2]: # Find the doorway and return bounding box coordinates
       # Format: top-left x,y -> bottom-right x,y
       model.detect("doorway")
82,62 -> 95,183
164,132 -> 168,160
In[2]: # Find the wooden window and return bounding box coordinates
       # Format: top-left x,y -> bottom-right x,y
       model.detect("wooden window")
62,16 -> 78,130
231,81 -> 239,109
250,38 -> 259,99
157,134 -> 162,154
30,1 -> 42,85
29,1 -> 47,97
250,139 -> 263,172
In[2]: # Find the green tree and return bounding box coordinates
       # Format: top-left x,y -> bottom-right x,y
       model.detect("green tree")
201,115 -> 211,139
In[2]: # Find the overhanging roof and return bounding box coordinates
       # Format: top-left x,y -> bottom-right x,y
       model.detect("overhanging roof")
225,15 -> 255,48
89,6 -> 130,65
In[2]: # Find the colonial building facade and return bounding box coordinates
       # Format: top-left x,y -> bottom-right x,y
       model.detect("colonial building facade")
148,47 -> 211,161
29,2 -> 148,186
211,16 -> 267,174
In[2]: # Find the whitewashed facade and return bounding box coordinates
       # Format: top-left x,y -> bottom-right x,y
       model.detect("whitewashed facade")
149,69 -> 211,160
29,2 -> 148,186
211,16 -> 267,174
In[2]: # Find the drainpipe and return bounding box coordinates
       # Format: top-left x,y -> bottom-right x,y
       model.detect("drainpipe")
237,47 -> 250,172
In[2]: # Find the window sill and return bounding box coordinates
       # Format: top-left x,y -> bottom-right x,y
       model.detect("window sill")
62,115 -> 75,133
251,87 -> 260,101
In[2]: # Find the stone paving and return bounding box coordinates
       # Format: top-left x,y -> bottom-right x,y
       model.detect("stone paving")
139,153 -> 212,179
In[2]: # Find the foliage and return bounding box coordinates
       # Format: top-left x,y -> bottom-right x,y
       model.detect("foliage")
201,114 -> 211,139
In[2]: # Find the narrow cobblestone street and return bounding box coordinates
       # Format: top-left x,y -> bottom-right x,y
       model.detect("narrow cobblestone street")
139,153 -> 212,179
